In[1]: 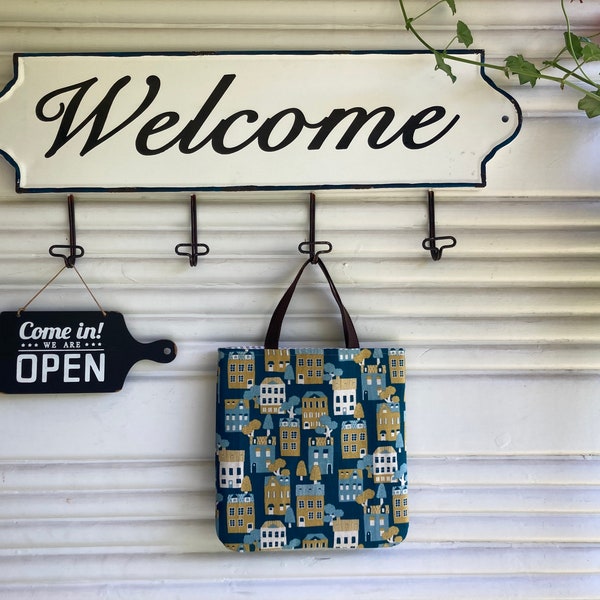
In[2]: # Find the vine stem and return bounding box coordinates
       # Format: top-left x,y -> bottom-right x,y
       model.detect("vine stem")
397,0 -> 600,106
559,0 -> 588,83
410,0 -> 448,22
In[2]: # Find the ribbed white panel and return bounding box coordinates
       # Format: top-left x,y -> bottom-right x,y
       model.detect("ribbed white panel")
0,1 -> 598,598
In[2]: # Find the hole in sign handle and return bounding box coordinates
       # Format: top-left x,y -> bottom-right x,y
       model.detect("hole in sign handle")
138,339 -> 178,364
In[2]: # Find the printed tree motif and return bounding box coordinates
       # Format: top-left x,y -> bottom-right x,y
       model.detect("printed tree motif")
395,463 -> 408,488
242,419 -> 261,439
287,539 -> 301,549
310,463 -> 322,484
382,525 -> 400,545
355,488 -> 375,512
353,348 -> 372,367
354,402 -> 365,419
357,454 -> 373,479
296,460 -> 308,481
316,415 -> 338,440
378,386 -> 397,403
241,476 -> 252,494
285,505 -> 296,528
373,348 -> 384,365
284,363 -> 295,384
215,433 -> 229,452
263,414 -> 274,436
281,395 -> 300,419
376,483 -> 387,506
323,503 -> 344,527
323,363 -> 343,383
268,458 -> 287,477
243,529 -> 261,552
243,385 -> 261,410
395,432 -> 404,451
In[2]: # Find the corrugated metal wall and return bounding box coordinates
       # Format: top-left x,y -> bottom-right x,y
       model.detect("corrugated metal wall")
0,1 -> 599,598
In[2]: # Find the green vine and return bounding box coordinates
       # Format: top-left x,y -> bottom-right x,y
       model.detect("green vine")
398,0 -> 600,118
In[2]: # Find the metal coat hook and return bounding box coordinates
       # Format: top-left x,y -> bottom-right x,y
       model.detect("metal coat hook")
421,190 -> 457,261
175,194 -> 210,266
298,192 -> 332,263
48,194 -> 85,268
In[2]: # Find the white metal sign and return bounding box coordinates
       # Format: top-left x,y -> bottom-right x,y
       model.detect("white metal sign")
0,52 -> 521,192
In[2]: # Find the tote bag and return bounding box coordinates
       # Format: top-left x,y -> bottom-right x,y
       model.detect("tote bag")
216,257 -> 407,551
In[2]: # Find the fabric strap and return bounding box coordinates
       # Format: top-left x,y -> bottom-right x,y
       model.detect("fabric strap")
264,257 -> 359,349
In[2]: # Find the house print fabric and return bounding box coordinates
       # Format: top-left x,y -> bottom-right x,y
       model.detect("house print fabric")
215,346 -> 408,551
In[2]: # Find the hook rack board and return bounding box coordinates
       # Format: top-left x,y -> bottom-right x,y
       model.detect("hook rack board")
49,190 -> 456,265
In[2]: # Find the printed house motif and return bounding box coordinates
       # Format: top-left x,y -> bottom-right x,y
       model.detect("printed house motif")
227,351 -> 255,389
377,403 -> 401,442
361,364 -> 387,400
392,486 -> 409,524
260,520 -> 287,550
250,436 -> 276,473
226,493 -> 255,533
302,533 -> 328,549
341,419 -> 368,459
302,391 -> 328,430
308,436 -> 334,475
364,504 -> 390,543
388,349 -> 406,384
296,349 -> 324,384
331,377 -> 357,415
333,519 -> 360,549
338,349 -> 362,362
264,474 -> 291,515
296,483 -> 325,527
264,349 -> 290,373
218,449 -> 245,488
279,417 -> 301,456
216,346 -> 408,551
373,446 -> 398,483
338,468 -> 364,502
224,398 -> 250,432
259,377 -> 286,414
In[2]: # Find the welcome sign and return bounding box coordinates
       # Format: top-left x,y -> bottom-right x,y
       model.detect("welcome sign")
0,51 -> 521,192
0,311 -> 177,394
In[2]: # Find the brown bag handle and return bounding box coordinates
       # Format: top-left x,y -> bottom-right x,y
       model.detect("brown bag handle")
265,257 -> 359,349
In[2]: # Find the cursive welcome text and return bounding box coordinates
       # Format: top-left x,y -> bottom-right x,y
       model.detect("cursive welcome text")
35,74 -> 461,158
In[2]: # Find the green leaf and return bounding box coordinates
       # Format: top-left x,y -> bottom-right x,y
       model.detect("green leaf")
564,32 -> 583,60
456,20 -> 473,48
505,54 -> 542,87
444,0 -> 456,15
578,94 -> 600,118
582,42 -> 600,63
434,51 -> 456,83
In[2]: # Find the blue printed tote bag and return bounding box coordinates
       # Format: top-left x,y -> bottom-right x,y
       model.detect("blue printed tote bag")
216,257 -> 407,551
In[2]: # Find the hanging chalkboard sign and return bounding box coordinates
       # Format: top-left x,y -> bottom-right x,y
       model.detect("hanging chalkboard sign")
0,311 -> 176,394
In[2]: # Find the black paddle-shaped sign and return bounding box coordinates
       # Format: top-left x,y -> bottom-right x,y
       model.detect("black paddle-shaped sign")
0,311 -> 176,394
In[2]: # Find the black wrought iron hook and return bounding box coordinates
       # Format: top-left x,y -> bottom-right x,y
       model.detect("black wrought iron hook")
421,190 -> 457,261
175,194 -> 210,267
48,194 -> 85,268
298,192 -> 333,263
